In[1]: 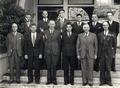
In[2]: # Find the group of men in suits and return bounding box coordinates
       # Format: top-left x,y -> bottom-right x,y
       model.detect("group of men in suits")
6,9 -> 119,86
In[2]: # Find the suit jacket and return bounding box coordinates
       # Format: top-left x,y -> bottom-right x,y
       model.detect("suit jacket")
24,32 -> 44,57
72,22 -> 84,34
76,32 -> 98,59
37,19 -> 49,33
44,29 -> 61,56
107,21 -> 119,36
98,31 -> 117,58
55,19 -> 69,33
89,22 -> 103,35
62,32 -> 77,56
20,21 -> 33,34
6,32 -> 23,56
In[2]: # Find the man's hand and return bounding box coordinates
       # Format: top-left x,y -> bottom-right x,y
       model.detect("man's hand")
77,55 -> 80,60
95,55 -> 97,59
39,54 -> 42,59
24,55 -> 28,59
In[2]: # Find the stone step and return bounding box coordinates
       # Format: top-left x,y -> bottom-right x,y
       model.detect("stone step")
2,70 -> 120,84
2,76 -> 120,84
116,53 -> 120,58
1,84 -> 120,88
3,70 -> 120,78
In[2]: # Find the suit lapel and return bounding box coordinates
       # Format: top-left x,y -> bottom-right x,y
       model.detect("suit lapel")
34,33 -> 39,46
29,33 -> 33,46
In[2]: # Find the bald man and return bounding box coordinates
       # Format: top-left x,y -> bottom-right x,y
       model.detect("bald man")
37,10 -> 49,33
44,20 -> 61,85
6,23 -> 23,84
76,24 -> 98,86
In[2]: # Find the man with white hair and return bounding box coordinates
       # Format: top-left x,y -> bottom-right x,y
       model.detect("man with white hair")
98,21 -> 116,86
6,23 -> 23,84
44,20 -> 61,85
76,23 -> 98,86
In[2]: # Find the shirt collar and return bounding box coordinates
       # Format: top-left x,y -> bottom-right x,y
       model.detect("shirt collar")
31,32 -> 36,35
85,32 -> 89,36
43,18 -> 48,22
104,30 -> 109,35
13,32 -> 17,36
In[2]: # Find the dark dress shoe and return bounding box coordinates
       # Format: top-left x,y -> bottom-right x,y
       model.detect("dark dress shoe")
27,81 -> 33,84
99,83 -> 105,86
8,80 -> 14,84
112,69 -> 116,72
64,82 -> 69,85
70,82 -> 74,85
35,81 -> 40,84
107,83 -> 113,86
16,81 -> 20,84
88,83 -> 93,86
53,81 -> 57,85
46,82 -> 51,85
82,83 -> 87,86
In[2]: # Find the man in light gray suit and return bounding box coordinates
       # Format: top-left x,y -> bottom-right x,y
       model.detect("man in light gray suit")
76,23 -> 98,86
6,23 -> 23,84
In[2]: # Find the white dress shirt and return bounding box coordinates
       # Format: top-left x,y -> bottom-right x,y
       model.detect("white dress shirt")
104,31 -> 109,36
31,32 -> 36,46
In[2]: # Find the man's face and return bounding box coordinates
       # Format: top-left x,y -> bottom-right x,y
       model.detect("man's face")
66,24 -> 72,32
30,25 -> 37,33
83,24 -> 90,32
77,15 -> 82,22
48,21 -> 55,29
42,11 -> 48,18
103,22 -> 109,31
59,10 -> 65,18
12,23 -> 18,32
107,13 -> 113,21
25,14 -> 31,22
92,14 -> 98,22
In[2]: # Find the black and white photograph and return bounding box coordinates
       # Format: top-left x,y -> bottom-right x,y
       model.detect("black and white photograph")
0,0 -> 120,88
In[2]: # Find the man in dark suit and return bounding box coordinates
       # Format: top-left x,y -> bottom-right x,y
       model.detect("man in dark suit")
98,22 -> 116,86
76,24 -> 98,86
20,13 -> 33,34
89,13 -> 103,71
37,10 -> 49,69
72,14 -> 84,34
55,9 -> 69,69
72,14 -> 84,70
62,22 -> 77,85
6,23 -> 23,84
37,10 -> 49,33
24,23 -> 43,84
44,20 -> 61,85
107,12 -> 119,72
55,9 -> 69,33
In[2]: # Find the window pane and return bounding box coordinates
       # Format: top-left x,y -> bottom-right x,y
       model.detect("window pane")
38,7 -> 63,21
114,0 -> 120,5
69,0 -> 94,5
38,0 -> 63,5
68,7 -> 94,21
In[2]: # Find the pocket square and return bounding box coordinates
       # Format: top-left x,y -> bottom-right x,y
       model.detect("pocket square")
18,38 -> 21,39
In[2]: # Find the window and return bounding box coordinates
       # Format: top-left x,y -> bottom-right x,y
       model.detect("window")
68,0 -> 94,5
38,0 -> 63,5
